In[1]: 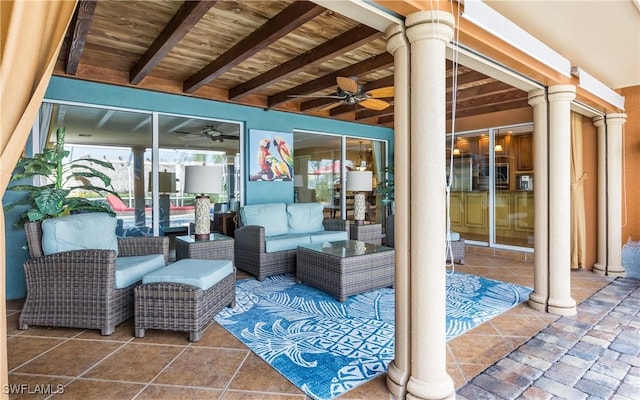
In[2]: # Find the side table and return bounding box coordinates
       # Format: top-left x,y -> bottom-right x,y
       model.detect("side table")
349,223 -> 383,245
176,233 -> 234,263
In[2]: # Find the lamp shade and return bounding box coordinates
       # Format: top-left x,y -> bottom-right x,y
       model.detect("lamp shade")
346,171 -> 372,192
184,165 -> 223,194
293,175 -> 304,188
148,171 -> 176,193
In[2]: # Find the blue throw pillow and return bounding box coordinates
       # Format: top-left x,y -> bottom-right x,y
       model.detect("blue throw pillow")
41,213 -> 118,256
240,203 -> 289,236
287,202 -> 325,233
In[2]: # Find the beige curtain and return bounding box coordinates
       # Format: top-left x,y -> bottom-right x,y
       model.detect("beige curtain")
571,112 -> 587,269
1,1 -> 77,396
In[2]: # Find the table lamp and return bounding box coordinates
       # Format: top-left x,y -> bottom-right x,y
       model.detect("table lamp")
148,171 -> 176,228
184,165 -> 223,240
346,170 -> 372,225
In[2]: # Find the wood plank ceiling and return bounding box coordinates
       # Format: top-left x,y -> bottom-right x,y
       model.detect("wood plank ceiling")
55,0 -> 529,128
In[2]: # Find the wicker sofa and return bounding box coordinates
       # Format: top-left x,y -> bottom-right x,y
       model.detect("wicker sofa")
234,202 -> 349,280
19,213 -> 169,335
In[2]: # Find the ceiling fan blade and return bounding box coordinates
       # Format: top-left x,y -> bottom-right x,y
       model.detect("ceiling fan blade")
220,135 -> 239,140
359,98 -> 391,111
337,77 -> 359,94
289,94 -> 345,99
366,86 -> 394,98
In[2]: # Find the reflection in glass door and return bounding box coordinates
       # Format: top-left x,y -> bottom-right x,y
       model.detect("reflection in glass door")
447,123 -> 534,250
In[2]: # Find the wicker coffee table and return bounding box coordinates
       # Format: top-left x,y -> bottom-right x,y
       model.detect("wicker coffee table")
296,240 -> 395,302
176,233 -> 234,262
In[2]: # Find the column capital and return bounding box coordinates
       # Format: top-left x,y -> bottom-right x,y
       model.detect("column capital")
405,11 -> 454,44
386,24 -> 408,55
593,115 -> 605,127
548,85 -> 576,103
606,113 -> 627,125
528,89 -> 546,106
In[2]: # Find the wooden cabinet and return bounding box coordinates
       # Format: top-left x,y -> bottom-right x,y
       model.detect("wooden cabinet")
516,134 -> 534,171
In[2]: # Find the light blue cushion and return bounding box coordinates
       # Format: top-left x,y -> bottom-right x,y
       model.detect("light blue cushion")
240,203 -> 289,236
142,259 -> 234,290
450,231 -> 461,241
114,254 -> 166,289
309,230 -> 348,243
287,202 -> 325,233
41,213 -> 118,256
265,233 -> 311,253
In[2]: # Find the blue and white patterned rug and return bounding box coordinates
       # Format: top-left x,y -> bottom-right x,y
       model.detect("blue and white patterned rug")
214,272 -> 531,400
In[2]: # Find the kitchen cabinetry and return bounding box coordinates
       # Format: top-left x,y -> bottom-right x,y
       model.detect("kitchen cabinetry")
516,134 -> 534,171
449,190 -> 534,242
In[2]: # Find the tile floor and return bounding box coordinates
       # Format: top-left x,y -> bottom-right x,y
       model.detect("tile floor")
5,252 -> 614,399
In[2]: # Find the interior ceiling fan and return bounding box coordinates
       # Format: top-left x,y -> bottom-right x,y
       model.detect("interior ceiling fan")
293,77 -> 394,111
176,126 -> 239,143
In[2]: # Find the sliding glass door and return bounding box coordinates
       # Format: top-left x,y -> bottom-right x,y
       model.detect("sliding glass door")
447,123 -> 534,250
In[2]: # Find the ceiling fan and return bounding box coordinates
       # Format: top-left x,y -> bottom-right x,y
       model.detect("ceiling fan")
292,77 -> 394,111
176,126 -> 239,143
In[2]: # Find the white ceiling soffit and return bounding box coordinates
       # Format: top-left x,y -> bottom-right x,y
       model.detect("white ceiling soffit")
463,0 -> 626,110
311,0 -> 402,32
447,44 -> 543,92
484,0 -> 640,90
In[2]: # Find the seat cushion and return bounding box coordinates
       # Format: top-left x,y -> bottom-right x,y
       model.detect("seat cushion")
240,203 -> 289,236
115,254 -> 166,289
286,202 -> 325,233
450,231 -> 461,241
142,259 -> 234,290
42,213 -> 118,256
265,233 -> 311,253
309,230 -> 349,243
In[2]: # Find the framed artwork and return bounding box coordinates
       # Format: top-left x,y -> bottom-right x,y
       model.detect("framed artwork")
249,129 -> 294,181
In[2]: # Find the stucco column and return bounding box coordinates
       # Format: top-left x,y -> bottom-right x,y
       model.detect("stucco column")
605,113 -> 627,276
385,23 -> 411,400
592,116 -> 607,275
527,89 -> 548,311
546,85 -> 577,316
405,10 -> 455,400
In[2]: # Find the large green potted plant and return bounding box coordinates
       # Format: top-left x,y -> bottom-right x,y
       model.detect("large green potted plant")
3,126 -> 118,226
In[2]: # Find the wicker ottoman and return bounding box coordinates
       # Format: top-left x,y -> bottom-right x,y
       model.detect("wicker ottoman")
134,259 -> 236,342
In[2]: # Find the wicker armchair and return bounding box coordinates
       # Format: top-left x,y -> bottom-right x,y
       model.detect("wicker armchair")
19,221 -> 169,335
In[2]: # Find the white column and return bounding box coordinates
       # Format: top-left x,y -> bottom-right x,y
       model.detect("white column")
593,116 -> 607,275
527,89 -> 548,311
546,85 -> 577,316
405,10 -> 455,400
385,23 -> 411,400
605,113 -> 627,276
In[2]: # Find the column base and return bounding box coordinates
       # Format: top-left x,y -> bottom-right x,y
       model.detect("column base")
527,291 -> 547,311
593,262 -> 607,276
606,264 -> 626,277
386,361 -> 409,399
407,375 -> 455,400
548,297 -> 577,316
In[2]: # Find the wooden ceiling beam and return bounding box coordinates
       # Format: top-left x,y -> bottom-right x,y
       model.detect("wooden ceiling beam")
269,52 -> 394,108
355,105 -> 395,120
229,25 -> 383,100
130,1 -> 217,85
184,1 -> 325,93
449,98 -> 530,119
300,75 -> 394,111
64,0 -> 97,75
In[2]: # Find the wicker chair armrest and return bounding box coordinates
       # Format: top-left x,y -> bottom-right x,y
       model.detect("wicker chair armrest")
24,249 -> 118,289
323,219 -> 350,234
234,225 -> 266,253
118,236 -> 169,264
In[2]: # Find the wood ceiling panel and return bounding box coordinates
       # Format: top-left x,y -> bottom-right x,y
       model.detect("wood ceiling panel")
53,0 -> 534,127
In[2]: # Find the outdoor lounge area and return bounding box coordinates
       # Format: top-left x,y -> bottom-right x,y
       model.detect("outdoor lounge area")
7,251 -> 635,399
